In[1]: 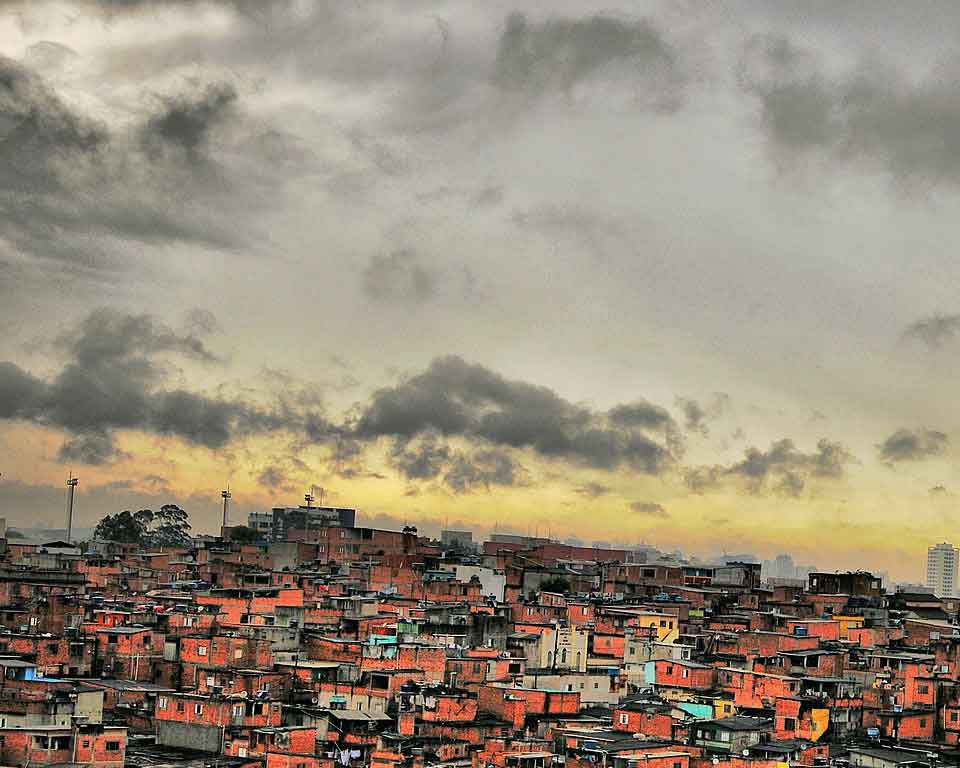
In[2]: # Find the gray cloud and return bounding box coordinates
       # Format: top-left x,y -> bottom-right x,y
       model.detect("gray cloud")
683,437 -> 853,495
629,500 -> 668,518
356,355 -> 682,474
493,12 -> 683,110
744,34 -> 960,185
443,448 -> 521,493
362,250 -> 437,304
142,82 -> 237,159
879,427 -> 949,464
257,465 -> 293,492
57,431 -> 120,465
0,307 -> 324,461
386,432 -> 520,494
388,432 -> 450,481
574,482 -> 611,498
676,394 -> 730,436
776,470 -> 806,498
0,56 -> 300,275
903,313 -> 960,348
682,465 -> 723,494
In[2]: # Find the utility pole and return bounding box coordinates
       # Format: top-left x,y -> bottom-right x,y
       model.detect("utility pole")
221,488 -> 231,531
65,474 -> 78,544
303,492 -> 314,544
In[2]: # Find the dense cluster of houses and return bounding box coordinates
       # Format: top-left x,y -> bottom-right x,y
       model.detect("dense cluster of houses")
0,511 -> 958,768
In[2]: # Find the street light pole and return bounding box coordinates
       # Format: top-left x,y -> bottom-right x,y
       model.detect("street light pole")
65,474 -> 79,544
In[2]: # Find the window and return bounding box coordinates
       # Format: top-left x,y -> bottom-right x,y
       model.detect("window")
673,763 -> 682,768
918,684 -> 930,694
920,719 -> 927,728
176,701 -> 185,713
158,696 -> 168,710
719,731 -> 731,742
619,713 -> 629,725
952,712 -> 958,723
47,643 -> 59,654
234,705 -> 244,717
682,669 -> 689,679
235,648 -> 243,660
194,703 -> 204,715
784,718 -> 796,731
105,741 -> 121,752
198,645 -> 208,657
660,620 -> 667,628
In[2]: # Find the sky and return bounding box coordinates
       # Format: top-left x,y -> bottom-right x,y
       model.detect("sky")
1,0 -> 960,579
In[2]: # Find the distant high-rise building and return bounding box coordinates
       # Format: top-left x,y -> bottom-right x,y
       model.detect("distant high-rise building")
926,542 -> 958,598
247,512 -> 273,535
269,505 -> 356,541
441,530 -> 475,551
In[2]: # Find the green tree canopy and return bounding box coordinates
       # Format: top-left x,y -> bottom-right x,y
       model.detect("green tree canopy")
93,505 -> 191,547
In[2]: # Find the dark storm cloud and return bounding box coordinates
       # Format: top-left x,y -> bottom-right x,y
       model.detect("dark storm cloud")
878,427 -> 949,464
356,355 -> 681,474
0,308 -> 325,462
61,307 -> 220,365
493,12 -> 684,109
57,431 -> 120,465
0,57 -> 297,274
629,500 -> 669,518
388,433 -> 451,481
903,313 -> 960,348
729,438 -> 851,486
443,448 -> 521,493
0,57 -> 106,184
142,82 -> 237,158
743,34 -> 960,185
362,250 -> 437,304
386,432 -> 520,494
683,438 -> 853,495
0,362 -> 45,418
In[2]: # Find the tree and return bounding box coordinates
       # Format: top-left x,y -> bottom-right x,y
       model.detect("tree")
93,505 -> 191,547
227,525 -> 259,544
144,504 -> 191,547
93,510 -> 148,544
539,576 -> 571,595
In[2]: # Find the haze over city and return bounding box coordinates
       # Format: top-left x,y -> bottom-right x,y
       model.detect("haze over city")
3,0 -> 960,579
